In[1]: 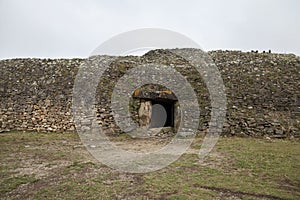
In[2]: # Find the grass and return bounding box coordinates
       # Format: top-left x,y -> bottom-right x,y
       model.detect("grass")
0,131 -> 299,199
1,175 -> 38,194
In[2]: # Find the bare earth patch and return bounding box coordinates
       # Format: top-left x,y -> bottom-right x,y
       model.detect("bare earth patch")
1,131 -> 299,199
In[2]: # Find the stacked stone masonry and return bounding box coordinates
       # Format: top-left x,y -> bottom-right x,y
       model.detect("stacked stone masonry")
0,49 -> 299,137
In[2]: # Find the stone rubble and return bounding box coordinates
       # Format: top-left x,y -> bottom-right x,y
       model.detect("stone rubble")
0,49 -> 299,138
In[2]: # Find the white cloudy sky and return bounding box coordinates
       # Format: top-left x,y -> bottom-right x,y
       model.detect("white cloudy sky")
0,0 -> 299,59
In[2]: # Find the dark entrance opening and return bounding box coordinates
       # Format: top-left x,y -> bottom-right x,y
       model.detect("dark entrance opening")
150,100 -> 174,128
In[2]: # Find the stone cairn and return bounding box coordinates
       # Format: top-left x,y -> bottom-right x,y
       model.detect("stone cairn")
0,49 -> 299,138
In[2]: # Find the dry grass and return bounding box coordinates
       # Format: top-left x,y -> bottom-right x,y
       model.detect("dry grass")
0,131 -> 299,199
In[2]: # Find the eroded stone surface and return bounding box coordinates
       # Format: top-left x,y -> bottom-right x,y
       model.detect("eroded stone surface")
0,49 -> 299,137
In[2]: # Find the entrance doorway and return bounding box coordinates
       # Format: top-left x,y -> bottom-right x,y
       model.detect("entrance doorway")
150,100 -> 174,128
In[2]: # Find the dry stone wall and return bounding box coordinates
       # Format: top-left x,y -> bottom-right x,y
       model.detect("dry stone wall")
0,49 -> 299,137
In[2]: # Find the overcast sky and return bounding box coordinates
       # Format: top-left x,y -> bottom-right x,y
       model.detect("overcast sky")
0,0 -> 299,59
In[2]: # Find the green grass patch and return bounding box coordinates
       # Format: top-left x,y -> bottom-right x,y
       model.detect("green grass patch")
0,175 -> 38,193
0,131 -> 299,199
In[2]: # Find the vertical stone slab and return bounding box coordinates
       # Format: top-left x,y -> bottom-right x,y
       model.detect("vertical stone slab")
138,100 -> 152,127
174,101 -> 181,132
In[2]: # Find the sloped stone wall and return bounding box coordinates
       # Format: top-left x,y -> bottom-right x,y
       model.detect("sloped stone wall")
0,49 -> 299,137
0,58 -> 81,132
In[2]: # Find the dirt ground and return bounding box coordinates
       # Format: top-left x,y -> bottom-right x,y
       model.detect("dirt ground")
1,131 -> 299,199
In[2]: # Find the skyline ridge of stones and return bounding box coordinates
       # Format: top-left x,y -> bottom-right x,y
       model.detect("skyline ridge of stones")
0,49 -> 299,60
